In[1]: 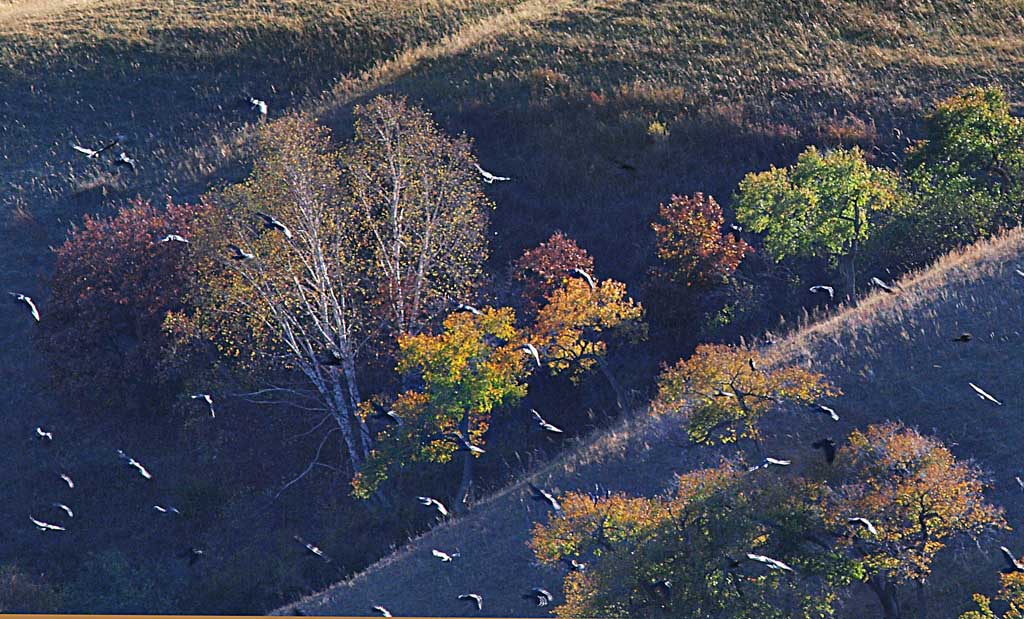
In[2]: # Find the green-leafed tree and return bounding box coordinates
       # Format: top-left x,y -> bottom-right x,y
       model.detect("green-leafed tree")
734,145 -> 905,300
530,462 -> 858,618
352,307 -> 529,507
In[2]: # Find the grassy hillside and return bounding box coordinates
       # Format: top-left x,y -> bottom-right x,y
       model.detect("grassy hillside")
3,0 -> 1024,614
278,227 -> 1024,618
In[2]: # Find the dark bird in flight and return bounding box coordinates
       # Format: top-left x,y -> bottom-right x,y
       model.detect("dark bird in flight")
117,449 -> 152,479
180,547 -> 205,566
256,212 -> 293,239
818,404 -> 840,421
523,587 -> 554,607
969,382 -> 1003,406
249,97 -> 268,116
648,579 -> 673,599
458,593 -> 483,611
520,343 -> 542,368
35,427 -> 53,442
952,333 -> 973,343
473,163 -> 509,183
191,393 -> 216,418
432,548 -> 460,562
417,496 -> 449,517
452,433 -> 485,455
809,285 -> 834,299
531,409 -> 563,434
10,292 -> 40,322
454,303 -> 483,316
571,267 -> 596,291
371,606 -> 393,617
562,557 -> 586,572
72,140 -> 118,159
227,243 -> 255,261
157,234 -> 190,244
52,503 -> 74,519
374,409 -> 402,426
319,350 -> 344,366
294,535 -> 331,562
30,516 -> 65,531
748,457 -> 791,472
528,482 -> 562,512
114,152 -> 137,173
60,473 -> 74,489
1001,546 -> 1024,573
848,517 -> 878,536
870,277 -> 898,294
748,357 -> 758,373
746,553 -> 794,572
729,223 -> 743,233
812,438 -> 837,464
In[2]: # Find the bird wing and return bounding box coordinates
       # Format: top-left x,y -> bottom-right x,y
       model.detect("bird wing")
72,144 -> 96,156
969,382 -> 1002,405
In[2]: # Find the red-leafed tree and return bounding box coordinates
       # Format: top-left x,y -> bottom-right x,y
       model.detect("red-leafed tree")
651,193 -> 751,289
513,231 -> 595,317
42,197 -> 208,410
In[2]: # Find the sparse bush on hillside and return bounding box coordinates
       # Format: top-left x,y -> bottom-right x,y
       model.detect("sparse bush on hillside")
42,197 -> 208,412
962,571 -> 1024,619
734,146 -> 907,301
821,422 -> 1007,619
352,307 -> 529,504
0,565 -> 63,613
654,344 -> 838,447
513,232 -> 595,319
530,462 -> 857,618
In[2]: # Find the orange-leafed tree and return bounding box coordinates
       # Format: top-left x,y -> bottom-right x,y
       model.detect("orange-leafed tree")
654,344 -> 837,447
822,422 -> 1008,619
43,197 -> 209,411
352,307 -> 529,507
529,275 -> 645,410
651,193 -> 751,289
962,570 -> 1024,619
530,462 -> 858,618
513,231 -> 595,317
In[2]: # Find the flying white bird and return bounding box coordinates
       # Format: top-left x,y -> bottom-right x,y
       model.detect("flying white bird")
1001,546 -> 1024,573
431,548 -> 460,562
30,516 -> 65,531
818,404 -> 840,421
294,535 -> 331,562
746,553 -> 793,572
520,343 -> 542,368
571,268 -> 596,291
1015,268 -> 1024,278
10,292 -> 40,322
256,212 -> 293,239
157,234 -> 190,244
35,427 -> 53,441
52,503 -> 74,518
60,473 -> 74,489
228,243 -> 255,261
870,277 -> 898,294
72,140 -> 118,159
417,496 -> 449,517
458,593 -> 484,611
523,587 -> 554,607
191,393 -> 216,418
117,449 -> 153,479
969,382 -> 1003,406
531,409 -> 564,434
114,152 -> 136,173
528,482 -> 562,511
848,516 -> 878,536
371,606 -> 393,617
454,303 -> 483,316
473,163 -> 509,183
748,457 -> 791,472
153,504 -> 181,514
809,285 -> 834,299
249,97 -> 268,116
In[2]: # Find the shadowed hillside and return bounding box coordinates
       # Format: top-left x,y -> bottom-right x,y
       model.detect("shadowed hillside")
278,229 -> 1024,617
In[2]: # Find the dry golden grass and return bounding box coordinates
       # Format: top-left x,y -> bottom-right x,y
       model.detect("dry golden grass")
279,229 -> 1024,617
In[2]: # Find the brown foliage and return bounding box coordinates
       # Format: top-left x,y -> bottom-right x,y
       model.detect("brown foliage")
651,193 -> 750,289
513,231 -> 595,317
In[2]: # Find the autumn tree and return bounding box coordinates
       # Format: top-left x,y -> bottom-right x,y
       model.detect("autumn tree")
821,422 -> 1007,619
42,198 -> 208,411
513,231 -> 595,317
654,344 -> 837,448
529,275 -> 645,410
345,95 -> 490,338
530,462 -> 857,618
352,307 -> 529,507
651,193 -> 751,289
962,570 -> 1024,619
734,146 -> 906,300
